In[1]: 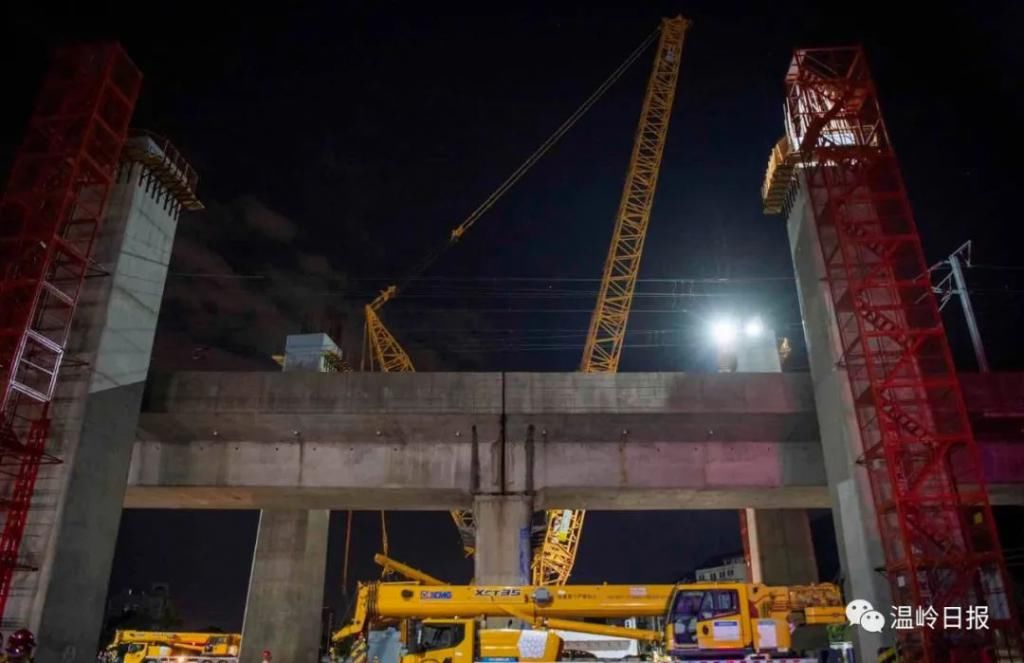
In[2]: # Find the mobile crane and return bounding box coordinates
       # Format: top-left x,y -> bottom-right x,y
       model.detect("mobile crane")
358,15 -> 691,586
540,14 -> 690,588
371,553 -> 663,661
333,554 -> 846,662
100,630 -> 241,663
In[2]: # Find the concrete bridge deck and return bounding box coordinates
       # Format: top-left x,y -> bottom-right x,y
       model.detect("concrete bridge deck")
128,371 -> 1024,510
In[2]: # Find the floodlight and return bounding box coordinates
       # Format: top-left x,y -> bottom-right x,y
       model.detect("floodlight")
710,318 -> 738,347
745,317 -> 764,338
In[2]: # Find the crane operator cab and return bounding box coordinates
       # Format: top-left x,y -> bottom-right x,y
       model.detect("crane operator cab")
666,584 -> 805,660
406,620 -> 467,660
668,587 -> 748,655
664,583 -> 842,660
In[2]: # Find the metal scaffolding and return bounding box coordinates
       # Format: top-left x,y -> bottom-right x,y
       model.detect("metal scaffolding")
0,43 -> 141,619
783,47 -> 1019,661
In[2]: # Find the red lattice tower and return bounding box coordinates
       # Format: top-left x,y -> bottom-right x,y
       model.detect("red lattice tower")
784,47 -> 1020,661
0,43 -> 141,618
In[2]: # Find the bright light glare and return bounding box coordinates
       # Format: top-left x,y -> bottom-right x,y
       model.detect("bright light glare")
745,317 -> 764,338
710,318 -> 738,347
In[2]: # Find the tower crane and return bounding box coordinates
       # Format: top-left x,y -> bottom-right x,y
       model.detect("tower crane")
532,16 -> 689,586
358,16 -> 690,584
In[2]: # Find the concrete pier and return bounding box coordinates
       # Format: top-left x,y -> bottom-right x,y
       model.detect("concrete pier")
240,509 -> 329,663
472,496 -> 533,585
786,174 -> 893,654
732,326 -> 819,586
744,509 -> 818,584
30,141 -> 199,660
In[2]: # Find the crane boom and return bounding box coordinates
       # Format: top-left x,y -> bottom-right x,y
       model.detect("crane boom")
333,580 -> 676,642
358,17 -> 689,586
374,553 -> 446,585
581,16 -> 688,373
533,16 -> 690,588
363,287 -> 415,372
359,22 -> 661,376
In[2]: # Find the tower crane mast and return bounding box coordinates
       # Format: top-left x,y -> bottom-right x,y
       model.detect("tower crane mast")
533,16 -> 689,587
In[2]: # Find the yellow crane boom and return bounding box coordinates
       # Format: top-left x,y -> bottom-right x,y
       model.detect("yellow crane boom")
580,15 -> 689,373
333,580 -> 676,643
359,22 -> 666,376
363,286 -> 415,372
534,15 -> 690,588
358,16 -> 690,587
374,553 -> 446,585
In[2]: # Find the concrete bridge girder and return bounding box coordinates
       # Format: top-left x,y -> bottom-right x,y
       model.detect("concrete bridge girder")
128,371 -> 1024,510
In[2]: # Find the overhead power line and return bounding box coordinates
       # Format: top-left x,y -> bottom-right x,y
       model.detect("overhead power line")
968,264 -> 1024,272
168,272 -> 796,282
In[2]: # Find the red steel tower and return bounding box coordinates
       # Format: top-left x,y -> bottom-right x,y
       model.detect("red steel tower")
782,47 -> 1019,661
0,43 -> 141,618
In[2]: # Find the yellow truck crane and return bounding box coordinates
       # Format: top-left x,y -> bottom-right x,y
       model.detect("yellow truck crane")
100,630 -> 240,663
332,577 -> 845,662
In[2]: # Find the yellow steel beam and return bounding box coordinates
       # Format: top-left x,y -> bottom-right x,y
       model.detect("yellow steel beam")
533,16 -> 689,588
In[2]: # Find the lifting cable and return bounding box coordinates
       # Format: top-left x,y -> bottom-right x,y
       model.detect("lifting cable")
381,25 -> 662,304
379,511 -> 390,578
342,510 -> 353,593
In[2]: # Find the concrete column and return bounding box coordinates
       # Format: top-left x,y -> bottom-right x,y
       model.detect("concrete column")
786,173 -> 892,654
240,509 -> 329,663
31,151 -> 195,661
472,495 -> 533,585
744,508 -> 818,585
733,330 -> 819,587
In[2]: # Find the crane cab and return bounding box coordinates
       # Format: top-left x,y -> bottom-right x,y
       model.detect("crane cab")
664,583 -> 792,659
404,619 -> 473,663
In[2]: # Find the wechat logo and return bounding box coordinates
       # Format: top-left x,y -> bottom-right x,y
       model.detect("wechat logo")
846,599 -> 885,633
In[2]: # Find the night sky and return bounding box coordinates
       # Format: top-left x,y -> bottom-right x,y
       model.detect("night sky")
2,0 -> 1022,633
